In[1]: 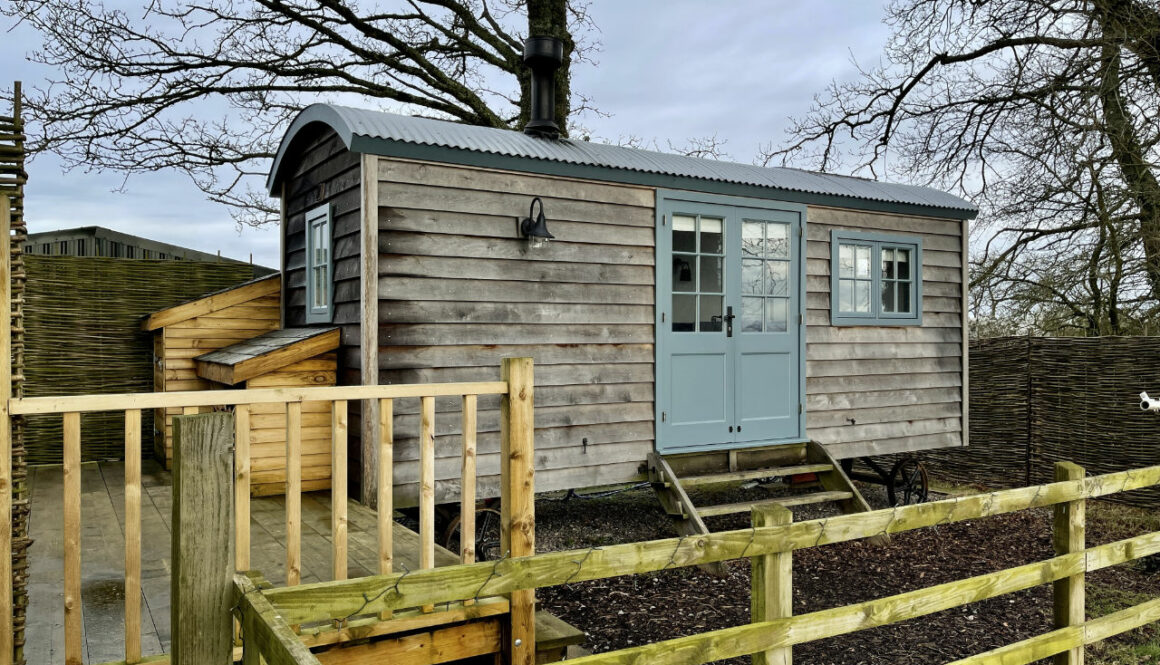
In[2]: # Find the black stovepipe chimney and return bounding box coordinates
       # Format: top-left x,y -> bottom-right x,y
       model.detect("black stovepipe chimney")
522,36 -> 564,139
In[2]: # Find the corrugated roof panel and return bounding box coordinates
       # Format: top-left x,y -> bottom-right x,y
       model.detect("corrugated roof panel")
270,104 -> 978,216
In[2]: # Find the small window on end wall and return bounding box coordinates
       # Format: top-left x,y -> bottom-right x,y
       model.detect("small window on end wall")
305,204 -> 334,324
831,231 -> 922,326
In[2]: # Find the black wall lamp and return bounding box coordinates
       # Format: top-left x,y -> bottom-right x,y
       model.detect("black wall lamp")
520,197 -> 554,248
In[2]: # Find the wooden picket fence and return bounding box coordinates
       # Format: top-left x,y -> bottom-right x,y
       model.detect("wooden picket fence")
238,460 -> 1160,665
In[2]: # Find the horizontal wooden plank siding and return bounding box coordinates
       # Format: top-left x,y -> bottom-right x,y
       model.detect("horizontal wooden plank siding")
377,158 -> 655,506
804,206 -> 966,458
154,294 -> 280,466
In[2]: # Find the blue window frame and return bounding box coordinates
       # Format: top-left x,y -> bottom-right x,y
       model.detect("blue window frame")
830,230 -> 922,326
305,204 -> 334,324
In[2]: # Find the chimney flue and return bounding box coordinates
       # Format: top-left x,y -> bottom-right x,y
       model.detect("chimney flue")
522,36 -> 564,139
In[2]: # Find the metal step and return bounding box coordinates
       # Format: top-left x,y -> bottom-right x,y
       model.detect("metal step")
696,490 -> 855,517
679,463 -> 833,488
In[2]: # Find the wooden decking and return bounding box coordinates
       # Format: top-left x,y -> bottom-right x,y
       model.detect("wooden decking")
27,460 -> 455,665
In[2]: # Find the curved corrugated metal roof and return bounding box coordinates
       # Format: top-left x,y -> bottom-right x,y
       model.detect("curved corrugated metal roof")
267,103 -> 978,218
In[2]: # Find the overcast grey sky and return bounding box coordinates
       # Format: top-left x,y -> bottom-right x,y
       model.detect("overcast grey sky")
1,1 -> 892,268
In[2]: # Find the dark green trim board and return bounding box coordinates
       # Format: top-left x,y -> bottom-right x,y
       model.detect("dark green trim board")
829,229 -> 924,327
267,105 -> 979,222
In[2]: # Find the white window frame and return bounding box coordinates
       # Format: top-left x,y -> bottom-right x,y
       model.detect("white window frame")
305,204 -> 334,324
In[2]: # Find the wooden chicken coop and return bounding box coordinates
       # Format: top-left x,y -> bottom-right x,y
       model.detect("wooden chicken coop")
144,274 -> 342,495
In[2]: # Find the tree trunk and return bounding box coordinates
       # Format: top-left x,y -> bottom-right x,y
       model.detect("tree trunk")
1097,7 -> 1160,301
521,0 -> 572,136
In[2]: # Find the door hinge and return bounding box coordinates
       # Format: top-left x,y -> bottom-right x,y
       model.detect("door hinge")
662,411 -> 667,422
799,313 -> 804,325
799,403 -> 803,414
799,226 -> 803,238
662,312 -> 666,323
662,214 -> 667,226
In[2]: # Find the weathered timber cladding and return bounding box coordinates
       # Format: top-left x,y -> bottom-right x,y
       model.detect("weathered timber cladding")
283,127 -> 362,336
804,206 -> 965,458
376,159 -> 655,506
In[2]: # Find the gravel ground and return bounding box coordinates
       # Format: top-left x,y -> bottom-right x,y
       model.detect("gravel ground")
533,476 -> 1160,665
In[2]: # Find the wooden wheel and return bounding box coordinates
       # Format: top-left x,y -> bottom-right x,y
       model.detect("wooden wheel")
887,457 -> 929,506
442,505 -> 504,561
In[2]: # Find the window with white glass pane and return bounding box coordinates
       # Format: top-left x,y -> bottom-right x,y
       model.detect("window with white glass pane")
305,204 -> 333,323
671,214 -> 725,332
830,230 -> 922,326
741,220 -> 792,333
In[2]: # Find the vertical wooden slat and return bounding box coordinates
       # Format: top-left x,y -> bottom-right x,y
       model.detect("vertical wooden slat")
1053,461 -> 1086,665
752,504 -> 792,665
285,401 -> 302,587
331,400 -> 348,582
171,413 -> 234,665
377,398 -> 393,575
63,411 -> 82,665
419,395 -> 435,613
460,395 -> 477,566
124,409 -> 142,664
461,394 -> 478,607
500,358 -> 535,665
234,405 -> 250,572
0,195 -> 12,665
359,154 -> 380,506
377,398 -> 393,621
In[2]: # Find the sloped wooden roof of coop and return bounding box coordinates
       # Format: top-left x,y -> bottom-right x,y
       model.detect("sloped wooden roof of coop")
142,272 -> 280,331
195,326 -> 340,385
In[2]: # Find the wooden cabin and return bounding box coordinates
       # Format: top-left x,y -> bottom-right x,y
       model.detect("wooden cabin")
262,103 -> 977,525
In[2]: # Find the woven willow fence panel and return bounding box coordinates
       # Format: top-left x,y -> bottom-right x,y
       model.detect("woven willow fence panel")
922,336 -> 1160,507
25,256 -> 265,464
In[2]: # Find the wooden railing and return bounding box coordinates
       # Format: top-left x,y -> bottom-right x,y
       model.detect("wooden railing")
11,357 -> 533,665
245,461 -> 1160,665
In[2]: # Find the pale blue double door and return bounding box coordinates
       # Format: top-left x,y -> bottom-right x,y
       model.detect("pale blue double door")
656,192 -> 806,453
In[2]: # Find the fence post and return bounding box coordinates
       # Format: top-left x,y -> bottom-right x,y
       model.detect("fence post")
172,413 -> 235,665
501,358 -> 535,665
752,505 -> 792,665
1053,461 -> 1085,665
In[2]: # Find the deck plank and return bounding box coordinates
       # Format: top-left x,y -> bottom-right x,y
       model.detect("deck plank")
27,460 -> 458,663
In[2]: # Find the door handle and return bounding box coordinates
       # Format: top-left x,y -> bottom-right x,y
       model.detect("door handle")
724,306 -> 735,337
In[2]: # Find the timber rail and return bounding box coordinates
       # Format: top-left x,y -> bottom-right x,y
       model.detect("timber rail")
240,461 -> 1160,665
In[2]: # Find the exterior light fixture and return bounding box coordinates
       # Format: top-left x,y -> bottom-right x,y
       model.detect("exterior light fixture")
520,197 -> 554,248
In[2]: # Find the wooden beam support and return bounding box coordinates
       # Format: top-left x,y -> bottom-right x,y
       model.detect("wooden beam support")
419,395 -> 436,613
360,153 -> 380,507
500,357 -> 536,665
376,398 -> 393,620
1053,462 -> 1085,665
752,505 -> 792,665
172,413 -> 235,665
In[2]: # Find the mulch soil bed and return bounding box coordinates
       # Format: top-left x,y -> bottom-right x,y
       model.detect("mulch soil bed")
534,478 -> 1160,665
